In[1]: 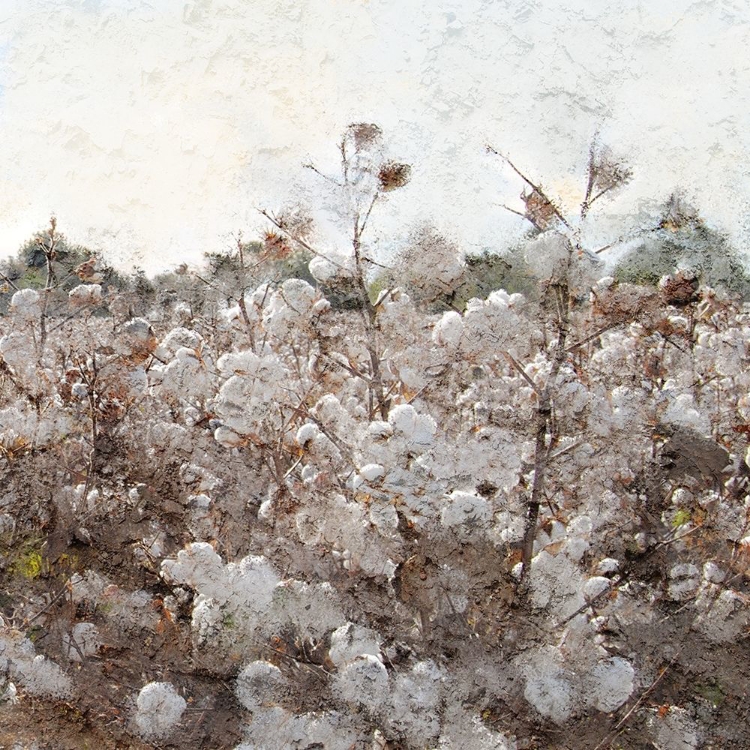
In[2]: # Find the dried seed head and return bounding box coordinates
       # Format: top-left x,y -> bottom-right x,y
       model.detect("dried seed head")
262,230 -> 293,260
378,161 -> 412,192
346,122 -> 383,150
522,188 -> 559,231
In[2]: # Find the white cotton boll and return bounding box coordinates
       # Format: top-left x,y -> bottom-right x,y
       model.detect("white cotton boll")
328,622 -> 382,668
216,349 -> 258,376
0,333 -> 33,370
367,421 -> 394,440
11,652 -> 72,699
359,463 -> 385,482
311,298 -> 331,315
524,673 -> 574,725
160,542 -> 227,601
218,304 -> 241,325
668,563 -> 701,601
235,661 -> 285,711
433,311 -> 463,347
258,497 -> 275,523
269,580 -> 345,639
309,256 -> 338,283
190,595 -> 223,644
134,682 -> 186,740
296,423 -> 320,447
309,253 -> 354,284
595,558 -> 620,575
214,426 -> 243,448
703,562 -> 725,584
280,278 -> 317,312
369,500 -> 399,536
663,393 -> 711,434
587,658 -> 635,713
584,577 -> 611,602
440,491 -> 491,533
594,276 -> 615,290
237,707 -> 361,750
160,347 -> 211,400
388,661 -> 443,743
334,654 -> 389,711
68,284 -> 102,307
295,508 -> 324,545
528,551 -> 585,618
161,327 -> 203,356
312,393 -> 353,431
1,682 -> 18,705
62,623 -> 100,662
649,707 -> 699,750
71,383 -> 88,399
667,315 -> 689,333
693,588 -> 749,643
123,317 -> 154,343
10,288 -> 40,320
437,706 -> 517,749
388,404 -> 436,447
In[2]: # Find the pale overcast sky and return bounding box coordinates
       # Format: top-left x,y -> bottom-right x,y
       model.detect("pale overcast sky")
0,0 -> 748,273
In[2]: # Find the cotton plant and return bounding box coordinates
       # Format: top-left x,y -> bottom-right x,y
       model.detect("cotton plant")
160,543 -> 346,654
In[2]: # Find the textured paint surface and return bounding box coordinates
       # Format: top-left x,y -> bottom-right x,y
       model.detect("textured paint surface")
0,0 -> 748,272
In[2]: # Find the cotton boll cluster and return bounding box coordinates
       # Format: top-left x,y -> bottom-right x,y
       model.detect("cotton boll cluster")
334,654 -> 390,711
0,332 -> 39,381
662,393 -> 711,435
212,350 -> 286,439
386,660 -> 444,745
437,705 -> 517,749
161,544 -> 348,651
585,657 -> 635,712
388,404 -> 436,451
433,310 -> 463,348
294,493 -> 402,578
159,347 -> 212,402
5,210 -> 750,748
328,622 -> 382,667
235,706 -> 363,750
0,626 -> 72,699
328,626 -> 446,746
458,290 -> 531,361
647,707 -> 699,750
518,644 -> 635,724
118,317 -> 157,360
155,326 -> 203,359
0,405 -> 71,450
